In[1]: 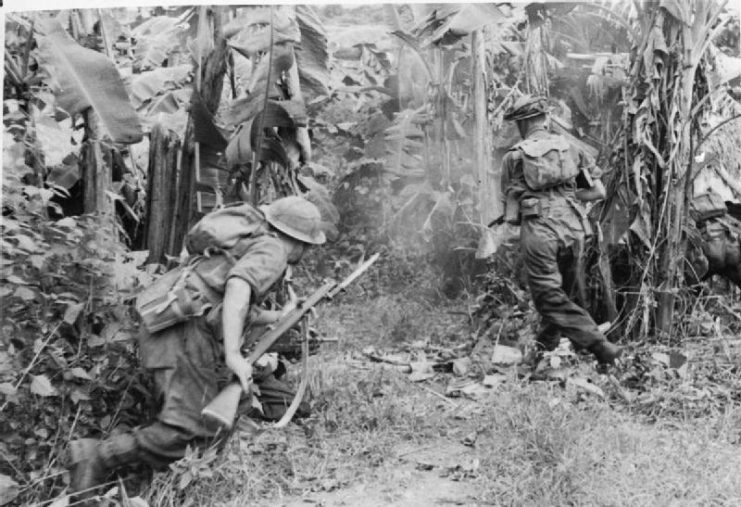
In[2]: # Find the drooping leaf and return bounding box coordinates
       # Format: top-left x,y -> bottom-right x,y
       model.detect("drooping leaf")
129,64 -> 192,109
243,100 -> 307,150
294,5 -> 330,97
30,374 -> 58,397
225,123 -> 290,170
227,7 -> 301,59
414,4 -> 510,46
36,20 -> 143,144
130,12 -> 192,70
191,91 -> 228,151
257,137 -> 290,168
225,121 -> 254,168
660,0 -> 692,26
246,43 -> 295,95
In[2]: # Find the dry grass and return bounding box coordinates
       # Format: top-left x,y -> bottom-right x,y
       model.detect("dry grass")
134,289 -> 741,507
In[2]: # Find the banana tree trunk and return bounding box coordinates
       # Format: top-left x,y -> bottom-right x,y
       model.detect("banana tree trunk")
471,29 -> 497,224
82,108 -> 112,215
285,47 -> 311,165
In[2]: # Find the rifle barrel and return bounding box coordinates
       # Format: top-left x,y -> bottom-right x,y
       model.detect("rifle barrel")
246,281 -> 336,363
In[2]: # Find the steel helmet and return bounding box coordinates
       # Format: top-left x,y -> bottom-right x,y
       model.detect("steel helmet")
261,196 -> 326,245
503,95 -> 550,121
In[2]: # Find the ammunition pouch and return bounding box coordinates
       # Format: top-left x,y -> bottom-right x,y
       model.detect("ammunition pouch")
136,262 -> 221,334
520,197 -> 542,219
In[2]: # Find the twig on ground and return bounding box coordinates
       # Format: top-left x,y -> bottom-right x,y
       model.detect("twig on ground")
414,382 -> 458,408
396,444 -> 438,459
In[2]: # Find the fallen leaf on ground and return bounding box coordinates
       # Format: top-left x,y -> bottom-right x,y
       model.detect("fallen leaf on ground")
452,357 -> 472,376
567,377 -> 604,398
30,374 -> 58,397
652,352 -> 670,366
0,473 -> 20,506
491,345 -> 523,365
482,374 -> 506,388
409,361 -> 435,382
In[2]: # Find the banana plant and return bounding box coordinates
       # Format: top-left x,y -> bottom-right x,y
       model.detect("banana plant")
215,5 -> 332,212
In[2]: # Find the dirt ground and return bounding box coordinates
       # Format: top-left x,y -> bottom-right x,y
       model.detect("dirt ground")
163,289 -> 741,507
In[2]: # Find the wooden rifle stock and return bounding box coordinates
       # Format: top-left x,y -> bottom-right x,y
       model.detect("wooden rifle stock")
201,253 -> 380,429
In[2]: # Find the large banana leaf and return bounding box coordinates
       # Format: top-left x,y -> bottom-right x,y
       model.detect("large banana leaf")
129,64 -> 192,109
225,122 -> 290,170
224,100 -> 303,168
413,3 -> 511,46
294,5 -> 330,97
130,12 -> 191,70
191,91 -> 228,151
226,7 -> 301,59
221,49 -> 296,128
36,20 -> 143,144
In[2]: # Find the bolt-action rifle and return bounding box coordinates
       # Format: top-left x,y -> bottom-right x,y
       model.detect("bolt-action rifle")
201,253 -> 380,429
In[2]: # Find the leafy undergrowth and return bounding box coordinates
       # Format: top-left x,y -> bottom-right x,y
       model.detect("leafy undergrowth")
134,287 -> 741,507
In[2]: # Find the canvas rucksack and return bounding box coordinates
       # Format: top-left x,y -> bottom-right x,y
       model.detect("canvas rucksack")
516,135 -> 579,191
186,202 -> 268,254
691,191 -> 727,223
136,203 -> 268,333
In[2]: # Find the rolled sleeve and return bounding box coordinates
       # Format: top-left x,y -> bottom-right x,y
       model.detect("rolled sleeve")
226,236 -> 288,300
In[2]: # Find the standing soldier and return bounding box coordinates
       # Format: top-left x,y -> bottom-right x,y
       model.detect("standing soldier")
500,95 -> 621,364
66,196 -> 326,498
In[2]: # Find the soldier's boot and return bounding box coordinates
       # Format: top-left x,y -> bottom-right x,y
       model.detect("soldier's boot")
68,433 -> 140,499
589,340 -> 622,365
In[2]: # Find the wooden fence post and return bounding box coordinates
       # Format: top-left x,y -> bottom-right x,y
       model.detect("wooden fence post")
144,123 -> 180,264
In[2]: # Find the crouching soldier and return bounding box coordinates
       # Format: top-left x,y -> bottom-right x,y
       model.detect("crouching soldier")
500,95 -> 621,364
686,191 -> 741,288
66,196 -> 326,498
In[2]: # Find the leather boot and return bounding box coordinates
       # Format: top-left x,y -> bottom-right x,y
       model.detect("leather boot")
589,340 -> 622,365
68,433 -> 140,499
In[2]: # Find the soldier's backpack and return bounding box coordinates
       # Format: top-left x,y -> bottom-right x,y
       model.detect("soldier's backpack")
515,135 -> 580,191
690,191 -> 727,223
186,202 -> 268,254
136,203 -> 268,333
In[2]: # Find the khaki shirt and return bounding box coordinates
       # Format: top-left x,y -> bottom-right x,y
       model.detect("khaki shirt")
193,233 -> 288,304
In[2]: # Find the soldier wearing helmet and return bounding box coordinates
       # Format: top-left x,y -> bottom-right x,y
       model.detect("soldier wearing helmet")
67,196 -> 326,498
501,95 -> 621,365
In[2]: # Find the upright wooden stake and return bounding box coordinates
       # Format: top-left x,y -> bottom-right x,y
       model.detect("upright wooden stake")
144,123 -> 180,264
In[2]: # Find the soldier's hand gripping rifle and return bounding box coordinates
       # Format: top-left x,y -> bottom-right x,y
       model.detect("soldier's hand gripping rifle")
201,253 -> 380,429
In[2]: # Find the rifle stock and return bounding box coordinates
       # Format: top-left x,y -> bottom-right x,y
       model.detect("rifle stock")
201,382 -> 242,428
201,254 -> 380,429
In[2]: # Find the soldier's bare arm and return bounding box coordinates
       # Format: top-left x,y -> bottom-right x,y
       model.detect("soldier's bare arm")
223,277 -> 254,391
